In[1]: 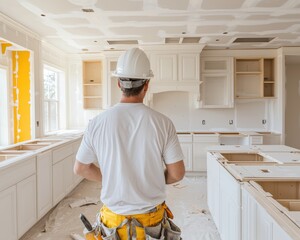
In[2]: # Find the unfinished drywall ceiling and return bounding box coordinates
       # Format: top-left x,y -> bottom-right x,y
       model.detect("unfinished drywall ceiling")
1,0 -> 300,53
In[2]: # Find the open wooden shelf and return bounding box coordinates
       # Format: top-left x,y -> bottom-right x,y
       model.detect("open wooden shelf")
82,60 -> 103,109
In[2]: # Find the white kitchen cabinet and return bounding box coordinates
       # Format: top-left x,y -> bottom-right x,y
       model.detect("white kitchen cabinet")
37,150 -> 52,220
219,163 -> 241,240
178,53 -> 199,82
105,56 -> 122,107
200,57 -> 234,108
52,160 -> 65,205
242,184 -> 295,240
72,139 -> 84,187
207,152 -> 221,230
155,54 -> 177,83
192,133 -> 219,171
17,174 -> 37,238
149,52 -> 200,93
64,155 -> 75,194
53,156 -> 75,205
177,134 -> 193,171
0,156 -> 36,239
52,143 -> 74,205
0,185 -> 17,240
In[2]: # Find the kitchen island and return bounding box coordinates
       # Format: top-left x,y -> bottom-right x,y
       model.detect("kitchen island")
207,145 -> 300,240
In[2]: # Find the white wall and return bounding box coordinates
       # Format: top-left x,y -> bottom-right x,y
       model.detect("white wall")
152,91 -> 271,132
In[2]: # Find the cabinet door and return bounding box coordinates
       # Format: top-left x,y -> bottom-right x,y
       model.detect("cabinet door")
64,155 -> 75,194
0,185 -> 17,240
207,152 -> 220,229
17,175 -> 37,238
242,185 -> 294,240
219,165 -> 241,240
37,151 -> 53,220
53,160 -> 65,205
178,53 -> 199,82
155,54 -> 177,82
107,58 -> 122,107
193,135 -> 219,171
179,142 -> 193,171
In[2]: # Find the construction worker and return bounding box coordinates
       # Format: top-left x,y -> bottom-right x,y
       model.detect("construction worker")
74,47 -> 185,240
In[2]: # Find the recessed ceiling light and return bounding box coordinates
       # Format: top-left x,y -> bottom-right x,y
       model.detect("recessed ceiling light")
182,32 -> 186,34
223,32 -> 228,34
82,48 -> 89,51
94,40 -> 98,43
41,14 -> 46,17
216,39 -> 220,41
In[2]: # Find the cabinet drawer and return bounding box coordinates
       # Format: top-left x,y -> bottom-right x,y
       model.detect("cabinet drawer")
193,135 -> 219,143
0,157 -> 36,192
249,136 -> 263,145
53,144 -> 73,164
177,135 -> 192,143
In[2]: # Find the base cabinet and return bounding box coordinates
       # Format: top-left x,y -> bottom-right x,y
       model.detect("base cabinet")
17,175 -> 37,238
53,155 -> 74,205
53,140 -> 83,206
219,163 -> 241,240
207,152 -> 221,229
37,151 -> 52,220
178,135 -> 193,171
0,185 -> 17,240
242,185 -> 294,240
193,134 -> 219,171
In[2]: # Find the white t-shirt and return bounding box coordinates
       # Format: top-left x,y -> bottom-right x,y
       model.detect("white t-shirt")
76,103 -> 184,214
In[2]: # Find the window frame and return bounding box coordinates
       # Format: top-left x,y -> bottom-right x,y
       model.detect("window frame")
0,65 -> 13,146
42,63 -> 66,135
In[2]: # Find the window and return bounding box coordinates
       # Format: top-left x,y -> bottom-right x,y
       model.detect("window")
43,65 -> 66,134
0,67 -> 10,146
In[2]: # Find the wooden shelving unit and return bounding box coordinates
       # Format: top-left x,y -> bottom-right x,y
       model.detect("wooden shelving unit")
82,61 -> 103,109
235,58 -> 275,99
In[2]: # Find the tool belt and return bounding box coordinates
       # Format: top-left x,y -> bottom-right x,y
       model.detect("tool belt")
83,204 -> 182,240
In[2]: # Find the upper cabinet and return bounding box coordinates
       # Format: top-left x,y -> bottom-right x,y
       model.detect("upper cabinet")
235,58 -> 275,99
200,57 -> 234,108
82,60 -> 103,110
148,48 -> 202,94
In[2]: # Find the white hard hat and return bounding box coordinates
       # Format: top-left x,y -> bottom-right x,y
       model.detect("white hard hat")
112,48 -> 154,79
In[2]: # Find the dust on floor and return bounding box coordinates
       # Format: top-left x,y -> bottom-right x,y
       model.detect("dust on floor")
21,177 -> 220,240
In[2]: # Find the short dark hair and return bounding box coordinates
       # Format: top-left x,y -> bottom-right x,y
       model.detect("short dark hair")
119,79 -> 147,97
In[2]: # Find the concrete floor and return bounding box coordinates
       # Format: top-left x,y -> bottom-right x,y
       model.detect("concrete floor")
21,177 -> 220,240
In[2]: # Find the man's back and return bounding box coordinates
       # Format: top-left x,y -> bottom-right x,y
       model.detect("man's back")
77,102 -> 183,214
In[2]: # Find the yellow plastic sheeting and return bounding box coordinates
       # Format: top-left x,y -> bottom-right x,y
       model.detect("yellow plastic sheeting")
12,51 -> 31,143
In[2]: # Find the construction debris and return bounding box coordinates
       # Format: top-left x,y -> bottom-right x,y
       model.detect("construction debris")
69,197 -> 100,208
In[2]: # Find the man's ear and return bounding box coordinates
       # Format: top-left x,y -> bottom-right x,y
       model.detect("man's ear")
117,79 -> 121,88
144,80 -> 149,91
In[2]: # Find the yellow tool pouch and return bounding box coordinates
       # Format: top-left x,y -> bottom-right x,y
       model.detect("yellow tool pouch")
84,204 -> 182,240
